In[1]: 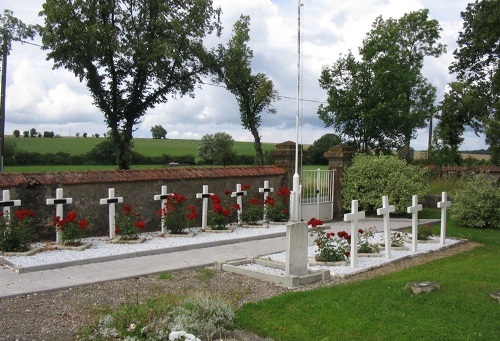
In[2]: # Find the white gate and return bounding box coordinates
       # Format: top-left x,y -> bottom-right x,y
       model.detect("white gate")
301,168 -> 335,221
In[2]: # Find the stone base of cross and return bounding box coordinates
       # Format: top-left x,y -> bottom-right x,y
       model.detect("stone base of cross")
231,184 -> 247,224
196,185 -> 213,231
46,188 -> 73,244
437,192 -> 451,245
285,222 -> 308,276
407,194 -> 423,252
376,195 -> 395,260
100,188 -> 124,239
344,200 -> 365,268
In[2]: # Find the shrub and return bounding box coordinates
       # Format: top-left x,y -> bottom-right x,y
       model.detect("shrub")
52,211 -> 90,245
264,186 -> 290,222
0,209 -> 36,252
342,154 -> 430,214
169,294 -> 235,340
158,192 -> 198,234
451,173 -> 500,229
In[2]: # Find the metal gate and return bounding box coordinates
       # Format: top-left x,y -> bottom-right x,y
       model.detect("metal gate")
300,168 -> 335,221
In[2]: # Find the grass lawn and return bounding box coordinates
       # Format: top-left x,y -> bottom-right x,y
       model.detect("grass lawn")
235,213 -> 499,341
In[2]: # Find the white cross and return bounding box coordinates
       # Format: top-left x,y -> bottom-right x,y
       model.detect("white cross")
259,180 -> 274,221
437,192 -> 451,245
0,190 -> 21,218
231,184 -> 247,224
196,185 -> 213,231
46,188 -> 73,243
154,185 -> 171,234
377,195 -> 395,259
344,200 -> 365,268
407,194 -> 423,252
100,188 -> 124,238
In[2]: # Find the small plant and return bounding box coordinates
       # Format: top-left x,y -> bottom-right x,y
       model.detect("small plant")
309,218 -> 350,262
357,228 -> 380,253
387,231 -> 405,247
115,204 -> 146,239
264,186 -> 290,222
169,294 -> 235,340
240,184 -> 264,224
208,191 -> 239,230
159,272 -> 173,280
417,224 -> 434,240
158,192 -> 198,234
0,209 -> 36,252
52,211 -> 90,245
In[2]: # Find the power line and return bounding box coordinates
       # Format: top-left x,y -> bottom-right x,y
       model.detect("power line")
19,41 -> 327,104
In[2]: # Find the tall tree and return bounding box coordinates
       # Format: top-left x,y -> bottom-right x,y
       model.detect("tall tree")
360,9 -> 445,162
150,125 -> 167,139
305,133 -> 342,165
40,0 -> 222,169
220,15 -> 279,166
197,132 -> 236,166
448,0 -> 500,165
319,10 -> 445,162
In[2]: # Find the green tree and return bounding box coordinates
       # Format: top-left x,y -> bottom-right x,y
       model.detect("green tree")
220,15 -> 279,166
39,0 -> 222,169
12,129 -> 20,137
150,125 -> 167,139
197,132 -> 236,166
29,128 -> 37,138
319,10 -> 445,162
305,133 -> 341,165
448,0 -> 500,165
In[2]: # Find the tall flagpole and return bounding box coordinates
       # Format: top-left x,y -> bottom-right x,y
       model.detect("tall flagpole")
292,1 -> 302,222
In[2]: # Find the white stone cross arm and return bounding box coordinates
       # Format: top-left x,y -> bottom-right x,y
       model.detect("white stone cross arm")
376,195 -> 395,260
344,200 -> 366,269
437,192 -> 452,246
100,188 -> 124,239
196,185 -> 214,231
407,194 -> 423,252
0,190 -> 21,212
46,188 -> 73,244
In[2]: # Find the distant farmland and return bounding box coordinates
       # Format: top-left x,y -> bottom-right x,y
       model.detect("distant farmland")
7,137 -> 278,158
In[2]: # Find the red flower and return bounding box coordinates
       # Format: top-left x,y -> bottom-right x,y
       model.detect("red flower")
248,197 -> 260,205
185,205 -> 198,221
241,184 -> 252,191
122,204 -> 133,216
264,196 -> 275,206
345,251 -> 350,257
277,186 -> 291,197
133,221 -> 145,229
224,189 -> 232,196
78,219 -> 89,230
210,194 -> 221,205
358,228 -> 364,234
66,211 -> 77,222
52,215 -> 61,227
115,226 -> 120,234
15,209 -> 36,221
308,218 -> 324,228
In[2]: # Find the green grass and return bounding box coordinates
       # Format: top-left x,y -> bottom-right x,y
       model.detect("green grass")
235,216 -> 499,340
8,136 -> 276,157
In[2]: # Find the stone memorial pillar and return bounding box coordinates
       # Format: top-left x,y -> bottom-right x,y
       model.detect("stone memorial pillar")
323,144 -> 355,220
285,222 -> 308,277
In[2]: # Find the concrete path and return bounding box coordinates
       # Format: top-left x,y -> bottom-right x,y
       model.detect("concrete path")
0,218 -> 434,299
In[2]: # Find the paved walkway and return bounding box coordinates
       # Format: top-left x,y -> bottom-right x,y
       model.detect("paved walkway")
0,219 -> 433,299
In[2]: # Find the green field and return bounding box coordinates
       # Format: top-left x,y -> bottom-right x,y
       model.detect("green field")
7,136 -> 277,157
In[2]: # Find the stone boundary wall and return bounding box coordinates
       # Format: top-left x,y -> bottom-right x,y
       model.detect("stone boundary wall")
426,165 -> 500,179
0,166 -> 287,240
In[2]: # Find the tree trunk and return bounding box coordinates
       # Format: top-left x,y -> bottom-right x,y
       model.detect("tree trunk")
250,126 -> 264,166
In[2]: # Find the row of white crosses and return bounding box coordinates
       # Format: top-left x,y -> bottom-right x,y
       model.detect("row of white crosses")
343,192 -> 452,269
1,181 -> 278,242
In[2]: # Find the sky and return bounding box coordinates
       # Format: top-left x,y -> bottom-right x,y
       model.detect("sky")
1,0 -> 488,151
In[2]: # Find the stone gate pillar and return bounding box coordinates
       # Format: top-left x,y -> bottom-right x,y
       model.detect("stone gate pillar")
271,141 -> 304,190
324,144 -> 355,220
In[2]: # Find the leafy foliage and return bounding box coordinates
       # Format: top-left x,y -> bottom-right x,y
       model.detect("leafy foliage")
158,193 -> 197,234
52,211 -> 90,245
115,204 -> 146,239
197,132 -> 237,166
305,133 -> 341,165
318,10 -> 444,161
342,154 -> 429,214
264,186 -> 290,222
39,0 -> 222,169
150,125 -> 167,139
220,15 -> 279,166
451,173 -> 500,229
0,209 -> 36,252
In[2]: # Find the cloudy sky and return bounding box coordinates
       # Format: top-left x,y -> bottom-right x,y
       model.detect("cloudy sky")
2,0 -> 487,150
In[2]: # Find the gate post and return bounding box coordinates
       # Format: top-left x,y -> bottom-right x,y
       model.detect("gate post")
271,141 -> 305,190
324,144 -> 355,220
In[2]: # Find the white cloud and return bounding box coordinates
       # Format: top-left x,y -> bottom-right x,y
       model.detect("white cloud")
2,0 -> 485,151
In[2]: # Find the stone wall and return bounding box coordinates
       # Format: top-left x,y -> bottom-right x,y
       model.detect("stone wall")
0,166 -> 287,240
